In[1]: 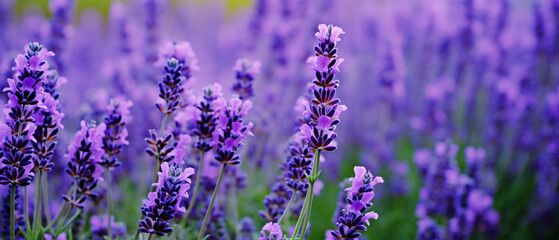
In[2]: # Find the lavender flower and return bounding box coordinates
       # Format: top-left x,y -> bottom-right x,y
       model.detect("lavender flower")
182,83 -> 223,152
32,69 -> 65,172
63,120 -> 106,208
139,162 -> 194,236
238,217 -> 256,240
212,96 -> 253,166
48,0 -> 74,74
90,215 -> 127,240
0,42 -> 54,187
145,130 -> 177,165
416,217 -> 444,240
327,166 -> 384,239
284,137 -> 313,194
259,222 -> 283,240
415,142 -> 460,218
298,24 -> 347,152
101,98 -> 132,169
232,59 -> 261,100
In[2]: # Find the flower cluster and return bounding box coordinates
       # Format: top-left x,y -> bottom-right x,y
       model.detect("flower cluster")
212,97 -> 253,165
259,222 -> 283,240
90,215 -> 127,240
0,42 -> 54,187
284,137 -> 314,193
32,68 -> 65,172
139,162 -> 194,236
145,130 -> 177,165
63,120 -> 106,208
182,83 -> 223,152
101,98 -> 132,168
327,166 -> 384,239
298,24 -> 347,151
232,58 -> 261,99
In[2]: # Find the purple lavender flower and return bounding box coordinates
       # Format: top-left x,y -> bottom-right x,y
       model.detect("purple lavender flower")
0,42 -> 54,187
259,222 -> 283,240
416,217 -> 444,240
63,120 -> 106,208
327,166 -> 384,239
284,137 -> 313,194
145,130 -> 178,165
139,162 -> 194,236
415,142 -> 460,218
232,59 -> 261,100
181,83 -> 223,152
238,217 -> 255,240
101,98 -> 132,168
32,69 -> 65,172
90,215 -> 127,240
298,24 -> 347,152
212,96 -> 253,166
48,0 -> 74,74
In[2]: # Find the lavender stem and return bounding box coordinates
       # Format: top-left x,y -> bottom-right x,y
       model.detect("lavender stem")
181,151 -> 205,226
198,164 -> 227,240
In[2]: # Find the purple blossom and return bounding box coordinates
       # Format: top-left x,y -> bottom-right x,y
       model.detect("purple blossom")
90,215 -> 127,240
297,24 -> 347,152
1,42 -> 54,187
180,83 -> 223,152
139,162 -> 194,236
259,222 -> 283,240
212,96 -> 253,165
328,166 -> 383,239
63,120 -> 106,208
232,58 -> 261,99
101,98 -> 132,168
32,68 -> 65,173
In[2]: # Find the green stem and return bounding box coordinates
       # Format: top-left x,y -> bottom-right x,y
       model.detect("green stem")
159,113 -> 168,137
10,184 -> 16,240
33,170 -> 43,238
24,186 -> 32,236
300,149 -> 321,239
148,233 -> 156,240
299,184 -> 314,239
198,164 -> 226,240
181,151 -> 205,226
106,167 -> 113,239
277,191 -> 297,225
291,149 -> 321,240
55,209 -> 81,239
229,182 -> 239,238
43,173 -> 52,225
291,191 -> 309,240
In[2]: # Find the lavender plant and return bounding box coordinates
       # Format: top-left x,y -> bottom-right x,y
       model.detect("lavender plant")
290,23 -> 346,239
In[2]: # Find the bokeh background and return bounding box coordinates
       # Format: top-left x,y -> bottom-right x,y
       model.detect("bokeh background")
1,0 -> 558,239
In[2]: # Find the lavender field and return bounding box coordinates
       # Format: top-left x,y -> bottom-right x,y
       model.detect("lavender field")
0,0 -> 557,239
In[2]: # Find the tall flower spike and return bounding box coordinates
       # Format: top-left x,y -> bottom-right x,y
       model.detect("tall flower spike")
327,166 -> 383,239
232,58 -> 261,99
184,83 -> 223,152
212,96 -> 254,165
63,120 -> 106,208
101,98 -> 132,168
298,24 -> 347,152
139,162 -> 194,236
155,41 -> 198,114
0,42 -> 54,187
32,68 -> 65,172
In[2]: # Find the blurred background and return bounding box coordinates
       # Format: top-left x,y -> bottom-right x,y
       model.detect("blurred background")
1,0 -> 558,239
